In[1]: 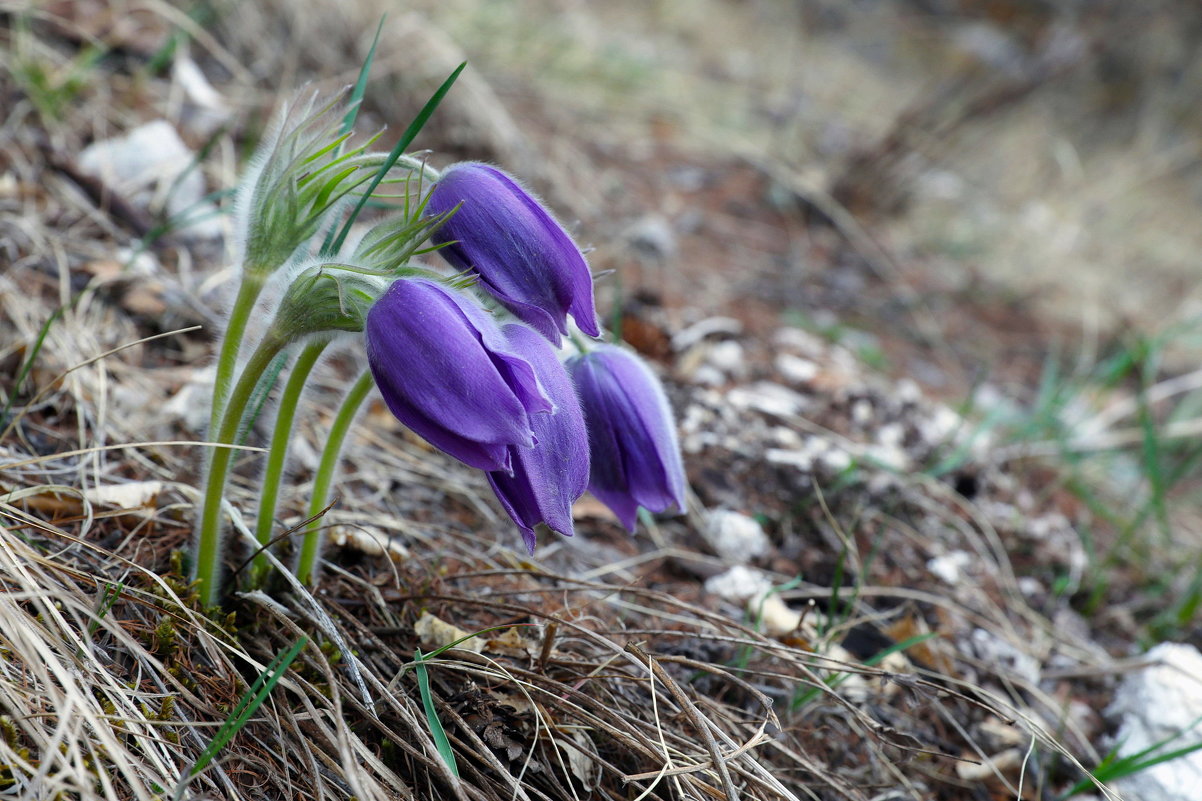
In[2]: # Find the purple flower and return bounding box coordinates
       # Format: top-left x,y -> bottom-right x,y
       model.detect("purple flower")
487,324 -> 589,553
566,345 -> 687,530
365,278 -> 552,473
426,162 -> 600,344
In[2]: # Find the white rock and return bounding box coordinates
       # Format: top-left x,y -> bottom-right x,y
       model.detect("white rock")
765,448 -> 813,471
919,404 -> 962,444
928,550 -> 972,584
691,365 -> 727,387
771,426 -> 804,449
1108,643 -> 1202,801
865,443 -> 910,471
704,567 -> 803,637
774,353 -> 819,384
672,316 -> 743,351
819,448 -> 853,473
896,377 -> 923,404
78,121 -> 222,240
705,565 -> 773,602
727,382 -> 808,417
878,423 -> 906,449
772,327 -> 826,357
173,56 -> 233,137
706,340 -> 747,377
851,398 -> 874,425
703,509 -> 770,563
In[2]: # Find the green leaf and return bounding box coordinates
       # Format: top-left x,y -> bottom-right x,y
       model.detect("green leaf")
190,636 -> 308,778
343,16 -> 387,136
414,647 -> 459,777
327,62 -> 467,256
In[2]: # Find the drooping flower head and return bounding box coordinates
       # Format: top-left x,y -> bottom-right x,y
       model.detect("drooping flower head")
566,344 -> 687,530
425,162 -> 600,344
365,278 -> 552,472
487,324 -> 590,553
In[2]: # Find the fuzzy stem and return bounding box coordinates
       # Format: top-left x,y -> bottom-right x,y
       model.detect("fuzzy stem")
250,340 -> 329,586
296,369 -> 374,586
195,332 -> 287,608
209,274 -> 266,435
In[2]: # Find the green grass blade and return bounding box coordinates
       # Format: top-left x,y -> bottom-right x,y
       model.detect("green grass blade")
87,582 -> 124,638
414,647 -> 459,777
190,635 -> 308,777
1061,715 -> 1202,798
327,62 -> 466,256
343,16 -> 386,135
1,303 -> 67,431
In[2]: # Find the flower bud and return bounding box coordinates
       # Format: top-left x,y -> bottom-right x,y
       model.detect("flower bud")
486,324 -> 589,553
270,264 -> 384,343
566,344 -> 686,530
365,278 -> 552,472
236,89 -> 382,279
426,162 -> 600,344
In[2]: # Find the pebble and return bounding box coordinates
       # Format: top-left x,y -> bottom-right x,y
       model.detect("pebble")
927,550 -> 973,584
774,352 -> 819,384
703,509 -> 771,562
1108,643 -> 1202,801
77,120 -> 222,240
727,382 -> 809,417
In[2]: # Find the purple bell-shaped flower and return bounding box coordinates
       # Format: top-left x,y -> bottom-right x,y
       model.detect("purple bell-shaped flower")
425,162 -> 600,344
486,324 -> 590,553
365,278 -> 552,473
566,344 -> 687,530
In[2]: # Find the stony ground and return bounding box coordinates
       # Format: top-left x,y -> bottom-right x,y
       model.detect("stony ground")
4,2 -> 1202,800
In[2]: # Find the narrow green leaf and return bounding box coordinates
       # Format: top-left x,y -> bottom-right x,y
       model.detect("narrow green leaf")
327,62 -> 466,256
344,16 -> 387,135
190,636 -> 308,777
414,647 -> 459,777
1,304 -> 67,431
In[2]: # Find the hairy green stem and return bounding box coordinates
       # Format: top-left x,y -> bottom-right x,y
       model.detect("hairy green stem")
296,369 -> 375,586
250,340 -> 329,586
195,332 -> 287,607
209,274 -> 266,435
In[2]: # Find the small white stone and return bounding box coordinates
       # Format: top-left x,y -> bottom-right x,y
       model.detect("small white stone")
703,509 -> 770,562
727,382 -> 808,417
705,565 -> 773,603
765,448 -> 813,471
896,377 -> 923,403
707,340 -> 747,377
928,550 -> 972,584
819,448 -> 853,473
865,444 -> 910,471
1109,643 -> 1202,801
877,422 -> 906,448
625,213 -> 678,260
851,398 -> 874,425
692,365 -> 727,387
173,56 -> 233,137
772,327 -> 826,356
775,353 -> 819,384
771,426 -> 804,449
78,120 -> 222,240
672,316 -> 743,351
